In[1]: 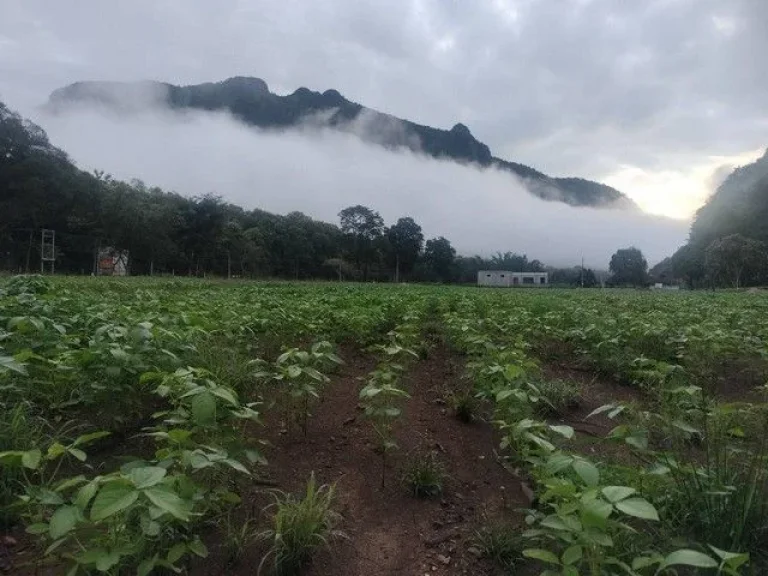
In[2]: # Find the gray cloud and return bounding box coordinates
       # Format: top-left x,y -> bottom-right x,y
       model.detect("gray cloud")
34,105 -> 687,268
0,0 -> 765,221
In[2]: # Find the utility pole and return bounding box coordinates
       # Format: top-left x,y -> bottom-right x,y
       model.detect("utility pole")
580,255 -> 584,288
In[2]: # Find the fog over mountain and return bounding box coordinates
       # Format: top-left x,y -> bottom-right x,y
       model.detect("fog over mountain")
32,103 -> 688,267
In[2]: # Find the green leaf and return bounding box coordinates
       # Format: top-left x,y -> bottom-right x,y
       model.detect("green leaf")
67,448 -> 87,462
144,487 -> 191,521
26,522 -> 49,535
549,425 -> 575,439
523,548 -> 561,565
167,542 -> 187,564
581,498 -> 613,525
191,392 -> 216,425
137,556 -> 158,576
573,459 -> 599,487
127,466 -> 167,489
187,538 -> 208,558
658,549 -> 718,570
21,448 -> 42,470
46,443 -> 66,459
90,482 -> 139,522
95,549 -> 121,572
140,513 -> 161,536
72,431 -> 111,447
615,497 -> 659,521
209,386 -> 238,406
49,505 -> 80,540
707,545 -> 749,569
602,486 -> 636,503
75,481 -> 99,512
54,475 -> 88,493
223,459 -> 250,475
561,545 -> 583,565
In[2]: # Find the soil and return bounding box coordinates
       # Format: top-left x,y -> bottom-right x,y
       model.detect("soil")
192,344 -> 528,576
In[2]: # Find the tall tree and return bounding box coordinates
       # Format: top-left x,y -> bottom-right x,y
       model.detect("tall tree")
338,205 -> 384,280
704,234 -> 767,288
609,247 -> 648,286
424,237 -> 456,283
387,217 -> 423,282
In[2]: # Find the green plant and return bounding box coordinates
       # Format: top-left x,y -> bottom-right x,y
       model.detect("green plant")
359,340 -> 417,488
535,379 -> 581,415
257,341 -> 342,437
402,451 -> 446,498
522,454 -> 664,576
450,389 -> 478,423
221,506 -> 261,566
258,473 -> 342,575
359,365 -> 410,488
0,401 -> 45,528
660,404 -> 768,566
473,522 -> 522,570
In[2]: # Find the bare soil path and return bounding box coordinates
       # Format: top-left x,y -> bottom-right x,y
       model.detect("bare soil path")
200,344 -> 528,576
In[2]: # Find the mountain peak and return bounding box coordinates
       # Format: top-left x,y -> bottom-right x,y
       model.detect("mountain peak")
450,123 -> 472,136
217,76 -> 269,94
46,76 -> 634,209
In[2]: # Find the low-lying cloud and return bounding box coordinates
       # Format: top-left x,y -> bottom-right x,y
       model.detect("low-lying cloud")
32,105 -> 688,268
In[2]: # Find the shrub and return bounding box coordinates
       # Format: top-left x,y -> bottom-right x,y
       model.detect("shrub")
259,473 -> 342,575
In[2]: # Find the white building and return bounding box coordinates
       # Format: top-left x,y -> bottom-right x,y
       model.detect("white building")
478,270 -> 549,287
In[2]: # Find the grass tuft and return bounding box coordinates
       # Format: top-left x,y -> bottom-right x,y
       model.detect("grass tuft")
450,390 -> 478,423
535,379 -> 581,415
402,451 -> 446,498
258,473 -> 342,575
473,522 -> 522,570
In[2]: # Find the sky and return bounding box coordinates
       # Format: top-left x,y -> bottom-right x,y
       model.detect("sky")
1,0 -> 766,265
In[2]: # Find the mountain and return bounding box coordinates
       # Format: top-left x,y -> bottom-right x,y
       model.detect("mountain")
688,148 -> 768,246
665,148 -> 768,286
48,77 -> 635,209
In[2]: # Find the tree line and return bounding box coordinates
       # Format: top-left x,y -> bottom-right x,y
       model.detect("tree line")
0,99 -> 617,285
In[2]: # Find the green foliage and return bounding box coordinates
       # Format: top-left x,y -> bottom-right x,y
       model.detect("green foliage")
255,341 -> 342,437
258,473 -> 342,576
609,247 -> 649,287
5,275 -> 51,295
705,233 -> 768,288
401,451 -> 446,498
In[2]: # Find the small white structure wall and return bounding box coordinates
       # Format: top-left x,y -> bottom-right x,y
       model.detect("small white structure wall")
477,270 -> 549,287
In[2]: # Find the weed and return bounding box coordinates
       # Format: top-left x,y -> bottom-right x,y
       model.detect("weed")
534,379 -> 581,415
402,451 -> 446,498
0,401 -> 44,528
450,390 -> 478,423
473,522 -> 522,570
221,507 -> 261,566
258,473 -> 342,575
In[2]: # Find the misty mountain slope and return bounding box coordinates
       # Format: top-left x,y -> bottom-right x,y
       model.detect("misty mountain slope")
663,148 -> 768,285
48,77 -> 635,209
688,147 -> 768,246
1,101 -> 104,234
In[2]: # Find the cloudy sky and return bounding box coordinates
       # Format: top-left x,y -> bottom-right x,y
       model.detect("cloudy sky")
1,0 -> 766,264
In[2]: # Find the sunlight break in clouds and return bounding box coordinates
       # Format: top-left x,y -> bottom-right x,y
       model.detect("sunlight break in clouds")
603,147 -> 767,219
33,106 -> 688,269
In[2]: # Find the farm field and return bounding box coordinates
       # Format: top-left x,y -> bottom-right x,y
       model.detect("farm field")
2,276 -> 768,575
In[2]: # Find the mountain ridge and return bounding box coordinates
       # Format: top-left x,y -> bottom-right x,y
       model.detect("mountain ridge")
48,76 -> 637,210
